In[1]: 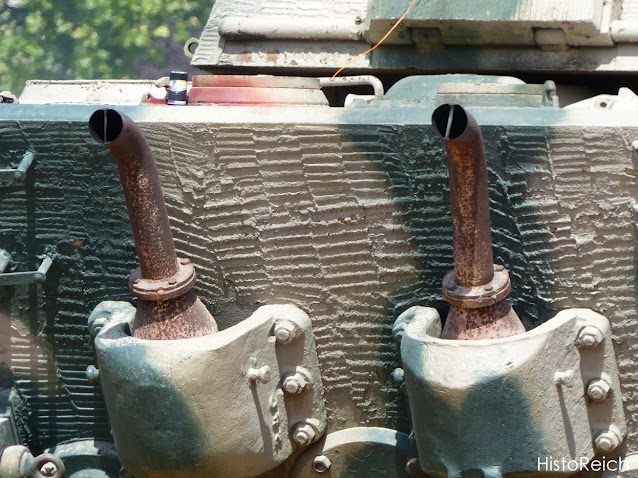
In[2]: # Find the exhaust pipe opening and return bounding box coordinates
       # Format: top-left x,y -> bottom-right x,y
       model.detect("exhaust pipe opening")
89,109 -> 124,144
432,104 -> 468,140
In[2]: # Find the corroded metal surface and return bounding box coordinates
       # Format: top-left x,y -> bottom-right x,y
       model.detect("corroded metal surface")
88,109 -> 217,340
432,104 -> 525,339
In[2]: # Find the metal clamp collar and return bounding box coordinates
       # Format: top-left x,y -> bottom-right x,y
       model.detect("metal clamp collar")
128,258 -> 196,301
442,264 -> 511,309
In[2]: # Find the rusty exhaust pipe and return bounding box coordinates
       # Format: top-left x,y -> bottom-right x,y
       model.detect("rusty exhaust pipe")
89,109 -> 218,340
432,104 -> 525,340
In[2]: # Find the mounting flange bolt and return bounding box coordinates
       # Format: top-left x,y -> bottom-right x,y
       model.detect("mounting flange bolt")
292,422 -> 318,446
577,325 -> 603,348
274,320 -> 300,344
283,371 -> 310,394
312,455 -> 331,474
587,378 -> 611,401
594,428 -> 624,453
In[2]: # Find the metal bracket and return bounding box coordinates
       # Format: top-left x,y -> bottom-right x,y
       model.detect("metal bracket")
0,151 -> 35,183
94,303 -> 327,478
0,256 -> 53,286
395,307 -> 626,477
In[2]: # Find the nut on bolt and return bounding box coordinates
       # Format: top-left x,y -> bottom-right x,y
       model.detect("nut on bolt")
292,422 -> 316,445
577,325 -> 603,348
283,372 -> 309,394
595,429 -> 623,453
587,379 -> 611,401
312,455 -> 332,474
274,320 -> 299,344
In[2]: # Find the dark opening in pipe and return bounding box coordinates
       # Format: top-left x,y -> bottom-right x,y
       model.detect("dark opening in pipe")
89,109 -> 124,144
432,104 -> 468,140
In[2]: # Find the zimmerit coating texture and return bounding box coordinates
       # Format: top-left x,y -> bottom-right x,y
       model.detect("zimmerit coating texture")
1,117 -> 638,465
0,121 -> 136,451
142,121 -> 638,450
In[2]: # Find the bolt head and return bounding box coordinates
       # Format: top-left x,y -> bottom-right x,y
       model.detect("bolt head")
312,455 -> 332,474
274,321 -> 298,344
40,462 -> 58,477
587,379 -> 611,401
577,326 -> 603,348
595,430 -> 621,453
293,423 -> 316,445
283,374 -> 307,394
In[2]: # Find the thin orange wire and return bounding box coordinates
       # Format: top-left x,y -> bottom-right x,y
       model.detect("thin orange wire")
331,0 -> 419,79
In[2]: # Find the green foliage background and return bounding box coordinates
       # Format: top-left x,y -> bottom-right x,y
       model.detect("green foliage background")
0,0 -> 212,94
